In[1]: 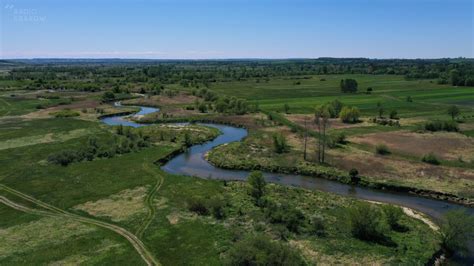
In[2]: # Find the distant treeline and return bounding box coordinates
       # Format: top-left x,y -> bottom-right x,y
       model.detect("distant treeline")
2,58 -> 474,90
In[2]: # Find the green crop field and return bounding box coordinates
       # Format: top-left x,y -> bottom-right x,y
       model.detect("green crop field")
209,75 -> 474,117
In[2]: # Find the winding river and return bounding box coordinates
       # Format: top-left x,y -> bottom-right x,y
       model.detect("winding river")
102,106 -> 473,265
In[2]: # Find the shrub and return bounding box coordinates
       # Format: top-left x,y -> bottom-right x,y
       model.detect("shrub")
349,168 -> 360,184
265,201 -> 305,233
424,120 -> 459,132
340,106 -> 360,123
225,235 -> 305,266
208,196 -> 227,219
439,210 -> 474,257
375,144 -> 391,155
183,131 -> 193,147
382,205 -> 404,231
389,110 -> 398,119
273,224 -> 290,241
102,91 -> 115,102
340,78 -> 358,93
47,150 -> 78,166
273,133 -> 289,153
333,132 -> 347,145
422,153 -> 440,165
247,171 -> 266,204
310,214 -> 326,237
197,102 -> 208,113
187,197 -> 209,215
424,121 -> 442,131
348,203 -> 386,242
442,120 -> 459,132
330,99 -> 344,117
447,105 -> 460,120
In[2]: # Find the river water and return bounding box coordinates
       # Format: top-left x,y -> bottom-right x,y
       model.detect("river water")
101,106 -> 473,265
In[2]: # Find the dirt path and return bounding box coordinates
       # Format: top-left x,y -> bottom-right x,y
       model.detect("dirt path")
0,98 -> 12,116
136,163 -> 164,238
0,184 -> 160,266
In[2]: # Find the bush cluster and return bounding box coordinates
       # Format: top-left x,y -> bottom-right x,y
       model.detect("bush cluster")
48,128 -> 150,166
50,109 -> 80,118
349,203 -> 409,244
340,78 -> 358,93
186,195 -> 228,219
273,133 -> 290,154
371,117 -> 400,127
349,203 -> 387,242
375,144 -> 391,155
421,153 -> 440,165
225,234 -> 305,266
340,106 -> 360,123
193,88 -> 250,115
424,120 -> 459,132
264,200 -> 305,233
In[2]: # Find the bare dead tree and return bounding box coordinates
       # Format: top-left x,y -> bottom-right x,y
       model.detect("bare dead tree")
315,106 -> 330,164
303,116 -> 309,161
314,110 -> 322,163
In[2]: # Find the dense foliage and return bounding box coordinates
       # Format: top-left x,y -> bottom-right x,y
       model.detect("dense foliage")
3,58 -> 473,92
225,234 -> 305,266
439,210 -> 474,256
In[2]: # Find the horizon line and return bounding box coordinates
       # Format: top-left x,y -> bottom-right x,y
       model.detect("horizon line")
3,57 -> 473,61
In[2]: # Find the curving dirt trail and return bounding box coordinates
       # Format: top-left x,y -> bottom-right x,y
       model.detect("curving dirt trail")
0,184 -> 160,266
135,163 -> 164,239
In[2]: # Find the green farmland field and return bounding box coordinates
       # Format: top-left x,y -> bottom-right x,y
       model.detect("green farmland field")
210,75 -> 474,117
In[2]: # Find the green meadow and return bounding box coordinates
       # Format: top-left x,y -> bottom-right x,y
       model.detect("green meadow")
0,113 -> 441,265
210,75 -> 474,117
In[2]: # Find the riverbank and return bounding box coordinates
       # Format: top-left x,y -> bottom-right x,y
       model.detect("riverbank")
138,109 -> 473,206
112,106 -> 470,264
206,141 -> 473,207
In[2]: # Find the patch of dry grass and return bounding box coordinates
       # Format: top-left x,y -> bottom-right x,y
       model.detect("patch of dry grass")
0,217 -> 96,259
73,186 -> 148,222
328,146 -> 474,196
350,130 -> 474,161
290,240 -> 384,266
286,114 -> 373,131
0,128 -> 92,150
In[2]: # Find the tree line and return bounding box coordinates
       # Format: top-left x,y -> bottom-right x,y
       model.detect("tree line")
3,58 -> 473,92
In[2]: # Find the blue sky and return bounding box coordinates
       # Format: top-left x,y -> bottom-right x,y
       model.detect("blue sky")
1,0 -> 473,59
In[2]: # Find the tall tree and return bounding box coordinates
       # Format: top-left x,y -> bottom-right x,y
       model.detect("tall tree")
377,102 -> 384,118
303,116 -> 309,161
340,79 -> 358,93
247,171 -> 266,205
439,210 -> 474,257
447,105 -> 460,120
315,106 -> 330,163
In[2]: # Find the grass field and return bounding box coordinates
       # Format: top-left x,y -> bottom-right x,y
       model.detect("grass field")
0,102 -> 441,264
3,70 -> 474,264
210,75 -> 474,118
